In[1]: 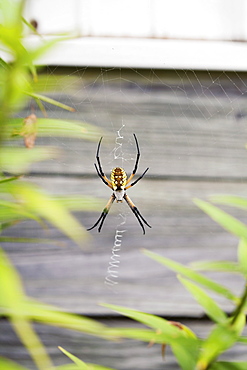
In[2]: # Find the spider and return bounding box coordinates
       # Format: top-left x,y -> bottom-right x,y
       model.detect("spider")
87,134 -> 151,234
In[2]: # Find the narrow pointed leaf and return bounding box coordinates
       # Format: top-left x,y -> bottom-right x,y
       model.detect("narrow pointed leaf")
238,239 -> 247,276
210,195 -> 247,210
194,199 -> 247,240
178,276 -> 227,323
197,315 -> 245,369
25,92 -> 75,112
0,247 -> 24,309
58,347 -> 88,370
142,249 -> 237,302
191,260 -> 241,274
0,147 -> 59,173
18,298 -> 111,338
210,362 -> 247,370
0,358 -> 30,370
171,338 -> 199,370
8,118 -> 104,140
101,303 -> 195,342
7,182 -> 88,246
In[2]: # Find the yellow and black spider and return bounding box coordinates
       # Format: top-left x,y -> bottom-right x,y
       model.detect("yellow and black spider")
87,134 -> 151,234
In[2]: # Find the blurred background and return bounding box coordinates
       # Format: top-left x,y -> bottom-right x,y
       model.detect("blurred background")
2,0 -> 247,368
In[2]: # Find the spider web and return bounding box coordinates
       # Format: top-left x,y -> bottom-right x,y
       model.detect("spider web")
17,65 -> 247,293
26,65 -> 247,230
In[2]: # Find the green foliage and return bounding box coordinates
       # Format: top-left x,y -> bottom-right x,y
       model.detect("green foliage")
0,1 -> 115,369
101,197 -> 247,369
1,2 -> 247,370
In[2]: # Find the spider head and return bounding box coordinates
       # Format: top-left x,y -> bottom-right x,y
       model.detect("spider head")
110,167 -> 127,191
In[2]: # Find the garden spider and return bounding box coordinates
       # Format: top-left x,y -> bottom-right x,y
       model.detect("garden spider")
87,134 -> 151,234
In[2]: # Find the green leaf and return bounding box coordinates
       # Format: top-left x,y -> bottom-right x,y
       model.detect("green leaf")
0,248 -> 53,369
8,118 -> 104,140
191,260 -> 241,274
0,200 -> 42,224
0,176 -> 20,184
197,314 -> 245,369
57,364 -> 117,370
210,195 -> 247,210
142,249 -> 237,302
7,182 -> 88,246
106,327 -> 166,344
0,147 -> 59,173
0,236 -> 58,245
171,338 -> 199,370
17,298 -> 111,338
178,276 -> 227,323
101,303 -> 196,342
210,362 -> 247,370
102,304 -> 198,370
194,199 -> 247,240
53,196 -> 106,212
0,358 -> 30,370
0,247 -> 24,309
238,239 -> 247,276
58,347 -> 88,370
25,92 -> 76,112
238,336 -> 247,344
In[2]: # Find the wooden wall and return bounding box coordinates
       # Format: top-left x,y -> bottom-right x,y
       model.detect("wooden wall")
2,68 -> 247,368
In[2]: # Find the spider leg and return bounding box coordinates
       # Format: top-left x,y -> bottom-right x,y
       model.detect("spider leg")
125,133 -> 140,185
87,194 -> 115,232
125,167 -> 149,190
94,137 -> 112,188
94,163 -> 112,188
96,137 -> 104,176
124,194 -> 151,235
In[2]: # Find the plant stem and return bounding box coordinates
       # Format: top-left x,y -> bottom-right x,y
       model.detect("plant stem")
231,282 -> 247,325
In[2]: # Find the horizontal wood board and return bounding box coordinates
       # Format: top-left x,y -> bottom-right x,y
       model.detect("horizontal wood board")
1,319 -> 247,370
3,69 -> 247,314
3,176 -> 247,316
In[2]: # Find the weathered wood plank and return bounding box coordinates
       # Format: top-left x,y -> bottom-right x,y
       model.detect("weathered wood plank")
13,69 -> 247,178
0,319 -> 246,370
3,176 -> 247,316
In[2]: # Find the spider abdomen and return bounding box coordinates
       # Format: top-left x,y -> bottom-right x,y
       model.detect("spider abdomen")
111,167 -> 127,190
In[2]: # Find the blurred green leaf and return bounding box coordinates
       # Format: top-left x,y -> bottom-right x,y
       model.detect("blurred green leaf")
210,195 -> 247,210
191,260 -> 241,274
0,176 -> 20,184
6,181 -> 88,246
0,247 -> 53,370
106,327 -> 165,343
22,17 -> 40,36
9,118 -> 104,140
171,338 -> 199,370
142,249 -> 237,302
57,364 -> 117,370
0,358 -> 30,370
53,196 -> 106,212
178,276 -> 227,323
102,304 -> 198,370
101,303 -> 196,341
0,236 -> 58,245
238,336 -> 247,344
0,200 -> 42,224
0,147 -> 59,173
16,298 -> 111,338
238,239 -> 247,277
197,314 -> 245,369
194,199 -> 247,240
210,362 -> 247,370
59,347 -> 89,370
25,92 -> 76,112
0,247 -> 24,309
